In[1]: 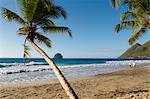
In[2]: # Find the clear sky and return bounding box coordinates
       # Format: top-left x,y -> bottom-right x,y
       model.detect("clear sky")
0,0 -> 149,58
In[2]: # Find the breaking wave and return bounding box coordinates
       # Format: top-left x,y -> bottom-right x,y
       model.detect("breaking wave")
0,60 -> 150,75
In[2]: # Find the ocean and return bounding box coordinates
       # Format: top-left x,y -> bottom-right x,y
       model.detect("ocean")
0,58 -> 150,85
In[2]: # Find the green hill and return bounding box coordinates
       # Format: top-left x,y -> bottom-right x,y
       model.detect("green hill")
119,41 -> 150,58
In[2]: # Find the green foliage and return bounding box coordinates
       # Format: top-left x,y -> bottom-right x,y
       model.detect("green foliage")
34,33 -> 51,48
42,26 -> 72,37
23,44 -> 30,58
16,0 -> 39,21
1,8 -> 25,24
32,0 -> 67,24
114,20 -> 141,33
18,24 -> 29,36
23,40 -> 30,63
128,27 -> 147,45
37,18 -> 55,27
120,41 -> 150,58
111,0 -> 150,45
121,12 -> 137,21
110,0 -> 120,8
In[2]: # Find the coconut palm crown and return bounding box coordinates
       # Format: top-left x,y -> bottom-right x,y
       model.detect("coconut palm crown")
1,0 -> 72,58
111,0 -> 150,45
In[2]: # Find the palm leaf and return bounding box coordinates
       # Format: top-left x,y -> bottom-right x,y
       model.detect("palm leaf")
16,0 -> 39,21
32,0 -> 67,24
131,23 -> 139,33
50,6 -> 67,19
121,11 -> 137,21
113,0 -> 150,45
23,43 -> 30,58
114,20 -> 140,33
128,27 -> 147,45
1,8 -> 25,24
23,40 -> 30,64
114,24 -> 121,33
34,33 -> 51,48
42,26 -> 72,37
18,24 -> 29,36
36,18 -> 55,27
42,0 -> 67,19
110,0 -> 120,8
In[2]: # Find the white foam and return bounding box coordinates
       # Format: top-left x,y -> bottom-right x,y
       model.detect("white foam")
0,61 -> 47,67
0,60 -> 150,85
0,65 -> 51,75
0,60 -> 149,75
106,60 -> 150,65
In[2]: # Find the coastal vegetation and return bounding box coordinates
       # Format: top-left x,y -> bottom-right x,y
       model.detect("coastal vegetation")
120,41 -> 150,58
1,0 -> 78,98
111,0 -> 150,45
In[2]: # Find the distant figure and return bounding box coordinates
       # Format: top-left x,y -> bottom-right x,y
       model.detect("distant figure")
132,62 -> 136,67
129,62 -> 136,68
129,63 -> 132,68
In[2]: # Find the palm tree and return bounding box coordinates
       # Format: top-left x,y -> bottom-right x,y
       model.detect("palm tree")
1,0 -> 78,98
111,0 -> 150,45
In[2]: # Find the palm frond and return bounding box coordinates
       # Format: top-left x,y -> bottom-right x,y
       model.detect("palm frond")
23,38 -> 30,64
18,24 -> 29,36
17,0 -> 39,21
110,0 -> 120,8
1,8 -> 25,24
131,22 -> 139,33
37,18 -> 55,27
121,11 -> 137,21
32,0 -> 67,24
42,26 -> 72,37
34,33 -> 51,48
50,6 -> 67,19
23,43 -> 30,58
18,24 -> 37,37
42,0 -> 67,19
112,0 -> 150,45
128,27 -> 147,45
121,20 -> 139,28
126,0 -> 150,16
114,24 -> 121,33
114,20 -> 140,33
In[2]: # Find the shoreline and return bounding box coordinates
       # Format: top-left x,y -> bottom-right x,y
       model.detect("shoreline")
0,65 -> 150,99
1,63 -> 149,87
1,63 -> 150,87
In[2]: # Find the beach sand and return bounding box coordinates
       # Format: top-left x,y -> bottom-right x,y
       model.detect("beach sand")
0,65 -> 150,99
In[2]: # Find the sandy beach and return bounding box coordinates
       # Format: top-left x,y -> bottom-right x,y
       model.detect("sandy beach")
1,0 -> 150,99
0,65 -> 150,99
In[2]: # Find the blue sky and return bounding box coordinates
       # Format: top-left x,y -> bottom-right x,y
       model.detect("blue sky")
0,0 -> 149,58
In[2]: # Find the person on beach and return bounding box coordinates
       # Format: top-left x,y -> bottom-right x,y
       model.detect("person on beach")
129,62 -> 136,68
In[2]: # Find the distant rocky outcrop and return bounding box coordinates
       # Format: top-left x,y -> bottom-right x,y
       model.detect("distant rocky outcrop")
54,53 -> 63,59
119,41 -> 150,58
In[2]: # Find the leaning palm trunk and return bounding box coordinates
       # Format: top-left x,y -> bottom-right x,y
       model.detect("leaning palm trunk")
30,41 -> 78,99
